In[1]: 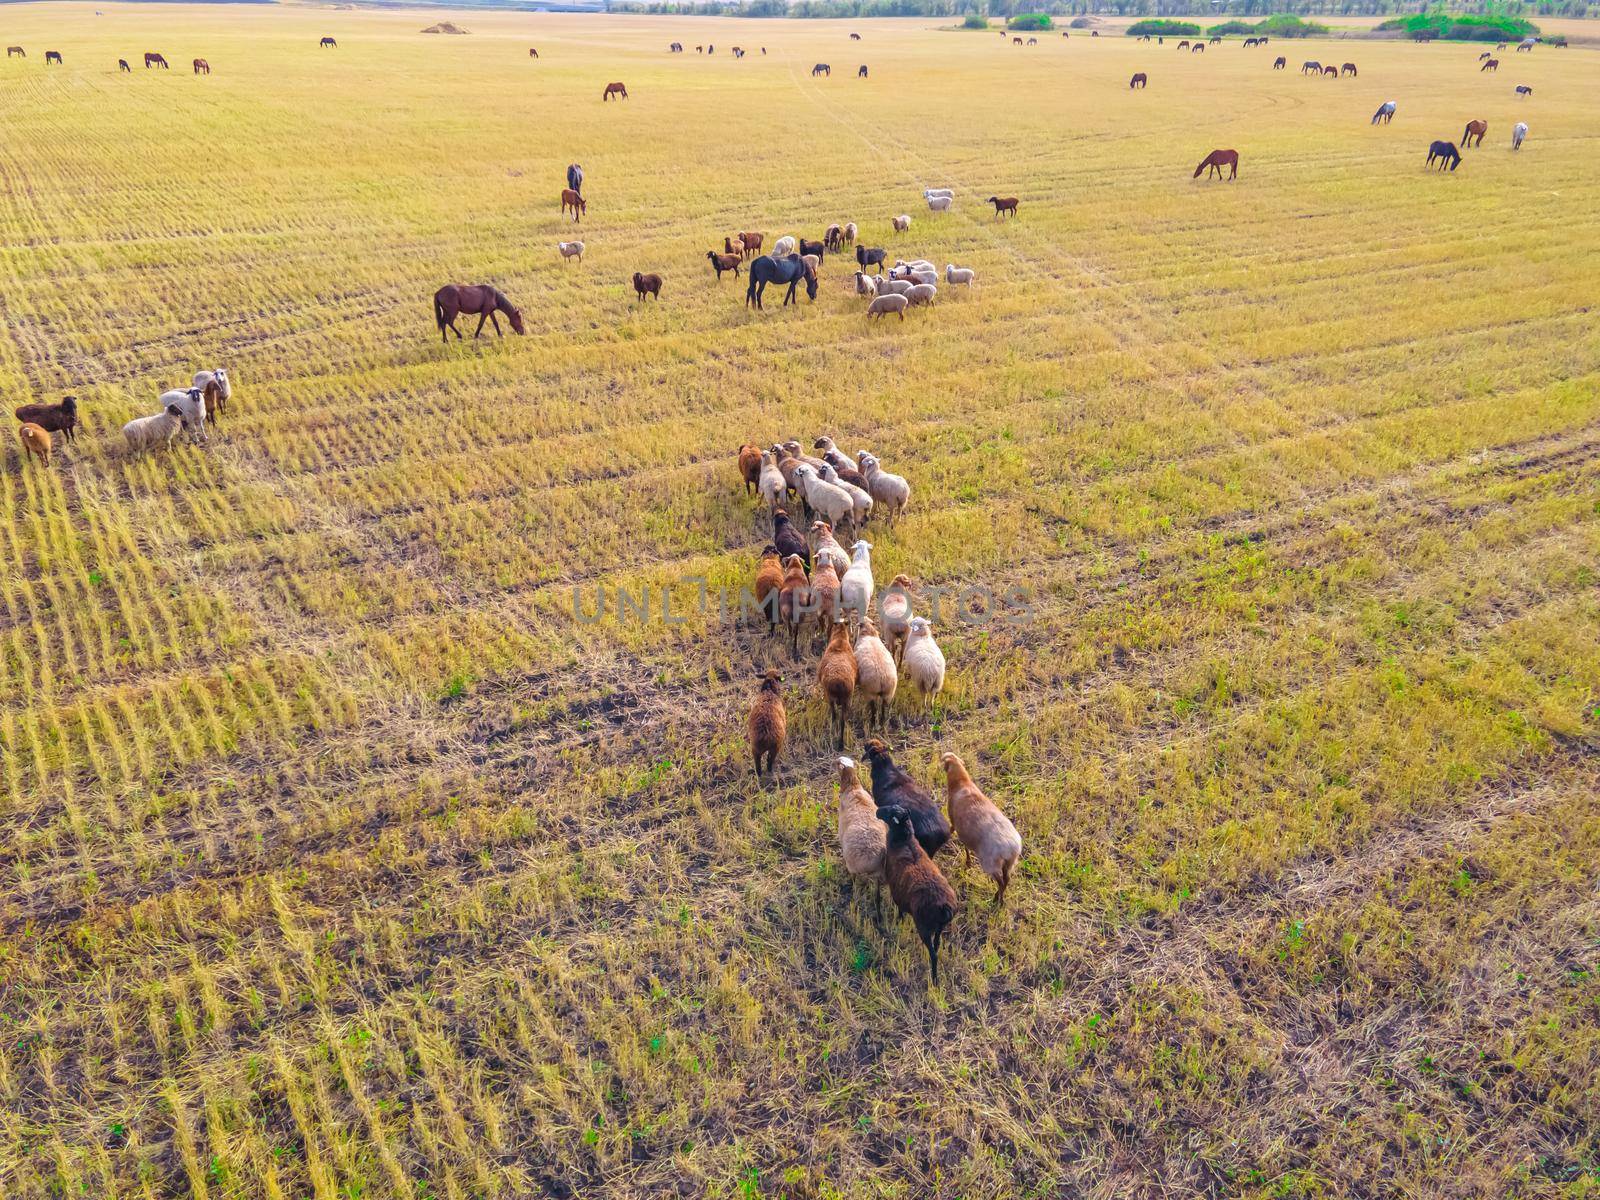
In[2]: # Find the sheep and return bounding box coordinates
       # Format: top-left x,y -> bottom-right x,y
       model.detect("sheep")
824,224 -> 844,251
754,544 -> 784,633
759,451 -> 787,518
856,244 -> 887,274
819,464 -> 873,528
797,237 -> 825,261
942,752 -> 1022,904
854,270 -> 879,296
725,235 -> 746,258
772,508 -> 810,568
894,258 -> 935,273
906,283 -> 938,307
891,214 -> 912,234
794,463 -> 855,537
632,272 -> 663,301
863,737 -> 950,854
812,434 -> 859,463
747,668 -> 787,781
867,293 -> 909,321
926,194 -> 952,213
122,404 -> 188,454
809,520 -> 850,577
841,539 -> 875,632
738,443 -> 763,495
18,422 -> 50,466
857,453 -> 910,524
945,264 -> 976,287
815,444 -> 868,489
772,235 -> 797,257
781,439 -> 827,472
772,443 -> 804,498
902,617 -> 945,718
890,266 -> 937,286
13,395 -> 78,443
876,803 -> 958,981
158,386 -> 208,443
875,278 -> 915,297
837,756 -> 887,887
707,250 -> 741,279
778,553 -> 811,659
809,554 -> 842,643
801,253 -> 821,275
558,240 -> 585,263
842,221 -> 858,245
878,574 -> 914,664
853,619 -> 896,732
738,231 -> 764,257
817,619 -> 856,749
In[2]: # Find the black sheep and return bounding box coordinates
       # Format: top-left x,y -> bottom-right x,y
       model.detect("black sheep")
771,509 -> 810,569
14,396 -> 78,443
855,243 -> 887,275
863,738 -> 950,855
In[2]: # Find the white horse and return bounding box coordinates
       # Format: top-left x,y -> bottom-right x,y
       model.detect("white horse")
1371,100 -> 1396,125
1512,121 -> 1528,150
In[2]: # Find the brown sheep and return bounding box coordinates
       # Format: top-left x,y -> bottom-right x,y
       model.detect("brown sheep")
817,619 -> 856,749
854,619 -> 897,732
879,575 -> 914,665
754,545 -> 784,632
876,803 -> 958,980
737,231 -> 764,258
737,443 -> 763,494
632,272 -> 662,301
809,555 -> 841,643
18,422 -> 51,466
709,251 -> 743,281
14,396 -> 78,443
942,752 -> 1022,904
747,669 -> 786,782
778,554 -> 811,659
725,235 -> 746,258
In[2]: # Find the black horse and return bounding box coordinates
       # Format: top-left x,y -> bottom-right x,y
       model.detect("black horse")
745,254 -> 817,309
567,163 -> 583,195
1426,140 -> 1461,171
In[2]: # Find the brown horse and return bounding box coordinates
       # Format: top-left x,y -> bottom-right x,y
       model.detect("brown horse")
45,50 -> 61,65
1481,58 -> 1499,71
1193,149 -> 1239,180
1341,62 -> 1357,76
145,51 -> 168,68
986,195 -> 1018,218
1177,40 -> 1190,49
193,58 -> 210,75
433,285 -> 525,342
1462,118 -> 1487,147
119,58 -> 130,72
1322,65 -> 1337,77
6,46 -> 23,58
602,81 -> 628,100
561,188 -> 586,222
1129,72 -> 1147,89
1192,43 -> 1205,53
529,48 -> 539,58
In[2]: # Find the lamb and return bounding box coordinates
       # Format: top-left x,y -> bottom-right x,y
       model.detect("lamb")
778,553 -> 811,659
632,272 -> 663,301
841,539 -> 875,632
854,271 -> 879,296
837,756 -> 887,885
945,264 -> 976,287
853,619 -> 897,732
18,422 -> 50,466
867,294 -> 910,321
902,617 -> 945,718
817,619 -> 857,749
794,463 -> 855,537
707,250 -> 741,279
857,453 -> 910,524
876,803 -> 958,980
758,451 -> 787,517
558,240 -> 585,263
809,520 -> 850,577
863,737 -> 950,855
772,235 -> 797,257
819,464 -> 872,527
926,194 -> 952,213
754,544 -> 784,633
809,554 -> 842,642
771,508 -> 810,568
842,222 -> 858,245
13,395 -> 78,443
738,443 -> 763,495
906,283 -> 938,307
878,574 -> 914,664
195,368 -> 231,425
891,214 -> 911,233
747,669 -> 787,782
122,404 -> 188,454
942,752 -> 1022,904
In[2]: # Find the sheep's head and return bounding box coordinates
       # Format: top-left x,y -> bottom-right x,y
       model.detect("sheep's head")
759,668 -> 782,692
909,617 -> 933,638
812,436 -> 834,452
851,540 -> 873,556
760,543 -> 779,561
873,803 -> 910,831
862,737 -> 892,765
60,396 -> 78,413
859,619 -> 879,638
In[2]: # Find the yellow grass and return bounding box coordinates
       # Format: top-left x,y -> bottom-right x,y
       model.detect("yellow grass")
1,4 -> 1598,1196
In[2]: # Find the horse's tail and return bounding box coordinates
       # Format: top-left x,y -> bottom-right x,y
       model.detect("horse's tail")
745,270 -> 758,305
434,294 -> 446,333
1462,122 -> 1470,142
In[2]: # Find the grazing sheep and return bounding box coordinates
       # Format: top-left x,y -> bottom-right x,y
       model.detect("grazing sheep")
18,422 -> 50,466
867,293 -> 909,321
559,240 -> 586,263
824,224 -> 843,251
759,451 -> 787,517
854,270 -> 879,296
772,235 -> 797,257
794,464 -> 855,536
841,539 -> 875,631
876,278 -> 915,297
891,214 -> 911,234
817,620 -> 857,749
738,443 -> 763,495
747,669 -> 787,781
192,369 -> 231,424
801,253 -> 821,275
707,250 -> 742,280
879,575 -> 914,665
778,553 -> 811,659
856,453 -> 910,524
843,221 -> 858,245
854,619 -> 896,731
809,555 -> 842,642
926,194 -> 952,213
942,752 -> 1022,904
945,264 -> 976,287
837,756 -> 887,884
809,520 -> 850,577
772,509 -> 810,568
906,283 -> 938,307
157,386 -> 208,443
876,803 -> 958,981
755,545 -> 784,632
632,272 -> 663,301
819,464 -> 873,527
923,188 -> 954,200
122,404 -> 188,454
902,617 -> 945,718
14,395 -> 79,444
863,738 -> 950,855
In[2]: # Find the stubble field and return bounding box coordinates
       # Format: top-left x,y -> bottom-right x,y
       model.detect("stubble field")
1,4 -> 1598,1196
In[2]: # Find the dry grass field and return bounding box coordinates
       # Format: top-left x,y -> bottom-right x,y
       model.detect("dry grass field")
1,3 -> 1599,1196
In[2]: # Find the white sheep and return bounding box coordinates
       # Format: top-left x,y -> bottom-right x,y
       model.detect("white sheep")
926,195 -> 952,213
157,386 -> 208,443
772,235 -> 797,256
841,539 -> 875,631
945,264 -> 975,287
813,435 -> 863,466
793,463 -> 855,534
902,617 -> 945,717
891,214 -> 911,234
876,278 -> 914,296
906,283 -> 937,307
894,259 -> 935,273
820,463 -> 873,528
857,453 -> 910,523
923,188 -> 954,200
758,450 -> 787,518
801,253 -> 821,274
842,221 -> 858,244
122,404 -> 188,454
866,293 -> 909,321
810,519 -> 851,577
557,240 -> 585,262
836,756 -> 887,882
854,271 -> 879,296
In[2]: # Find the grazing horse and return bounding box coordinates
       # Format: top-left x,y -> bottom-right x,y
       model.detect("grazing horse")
145,51 -> 168,68
812,62 -> 830,76
1192,43 -> 1204,53
1244,37 -> 1259,47
1427,141 -> 1461,171
1027,37 -> 1037,45
1177,40 -> 1189,49
858,64 -> 867,78
745,254 -> 817,309
1193,149 -> 1239,180
850,31 -> 861,39
1481,58 -> 1499,72
119,58 -> 131,71
602,81 -> 628,100
1322,64 -> 1337,77
1012,37 -> 1022,46
1372,100 -> 1396,125
1301,60 -> 1320,74
567,163 -> 583,195
1341,62 -> 1357,76
986,195 -> 1019,218
1129,72 -> 1147,89
1478,51 -> 1492,60
1273,56 -> 1286,69
433,284 -> 525,342
1516,39 -> 1534,51
1512,121 -> 1528,149
320,37 -> 336,48
45,50 -> 61,65
1515,84 -> 1532,96
6,46 -> 23,58
669,42 -> 682,52
1209,36 -> 1221,44
529,48 -> 539,58
1461,119 -> 1487,147
193,58 -> 210,74
561,188 -> 586,221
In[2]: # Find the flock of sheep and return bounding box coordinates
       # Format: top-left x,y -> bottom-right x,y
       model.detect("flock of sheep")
11,369 -> 230,468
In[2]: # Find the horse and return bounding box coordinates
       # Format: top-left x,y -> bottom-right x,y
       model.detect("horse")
1209,36 -> 1221,44
1372,100 -> 1396,125
118,58 -> 130,72
1516,39 -> 1534,51
1461,119 -> 1486,147
193,58 -> 210,75
1177,40 -> 1190,50
1192,43 -> 1205,53
812,63 -> 830,76
1243,37 -> 1259,47
45,50 -> 61,65
1012,37 -> 1023,46
6,46 -> 23,58
1480,58 -> 1499,72
529,48 -> 539,58
603,81 -> 628,100
1512,121 -> 1528,149
669,42 -> 682,52
986,195 -> 1018,218
1193,149 -> 1238,180
1129,72 -> 1147,89
858,64 -> 868,78
1341,62 -> 1357,76
1027,37 -> 1037,45
850,31 -> 861,39
1273,56 -> 1286,69
1478,51 -> 1492,60
320,37 -> 336,48
561,189 -> 586,222
1515,84 -> 1533,97
745,254 -> 816,309
145,52 -> 167,68
433,285 -> 525,342
1322,65 -> 1337,77
1301,60 -> 1320,74
567,163 -> 583,195
1427,141 -> 1461,171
